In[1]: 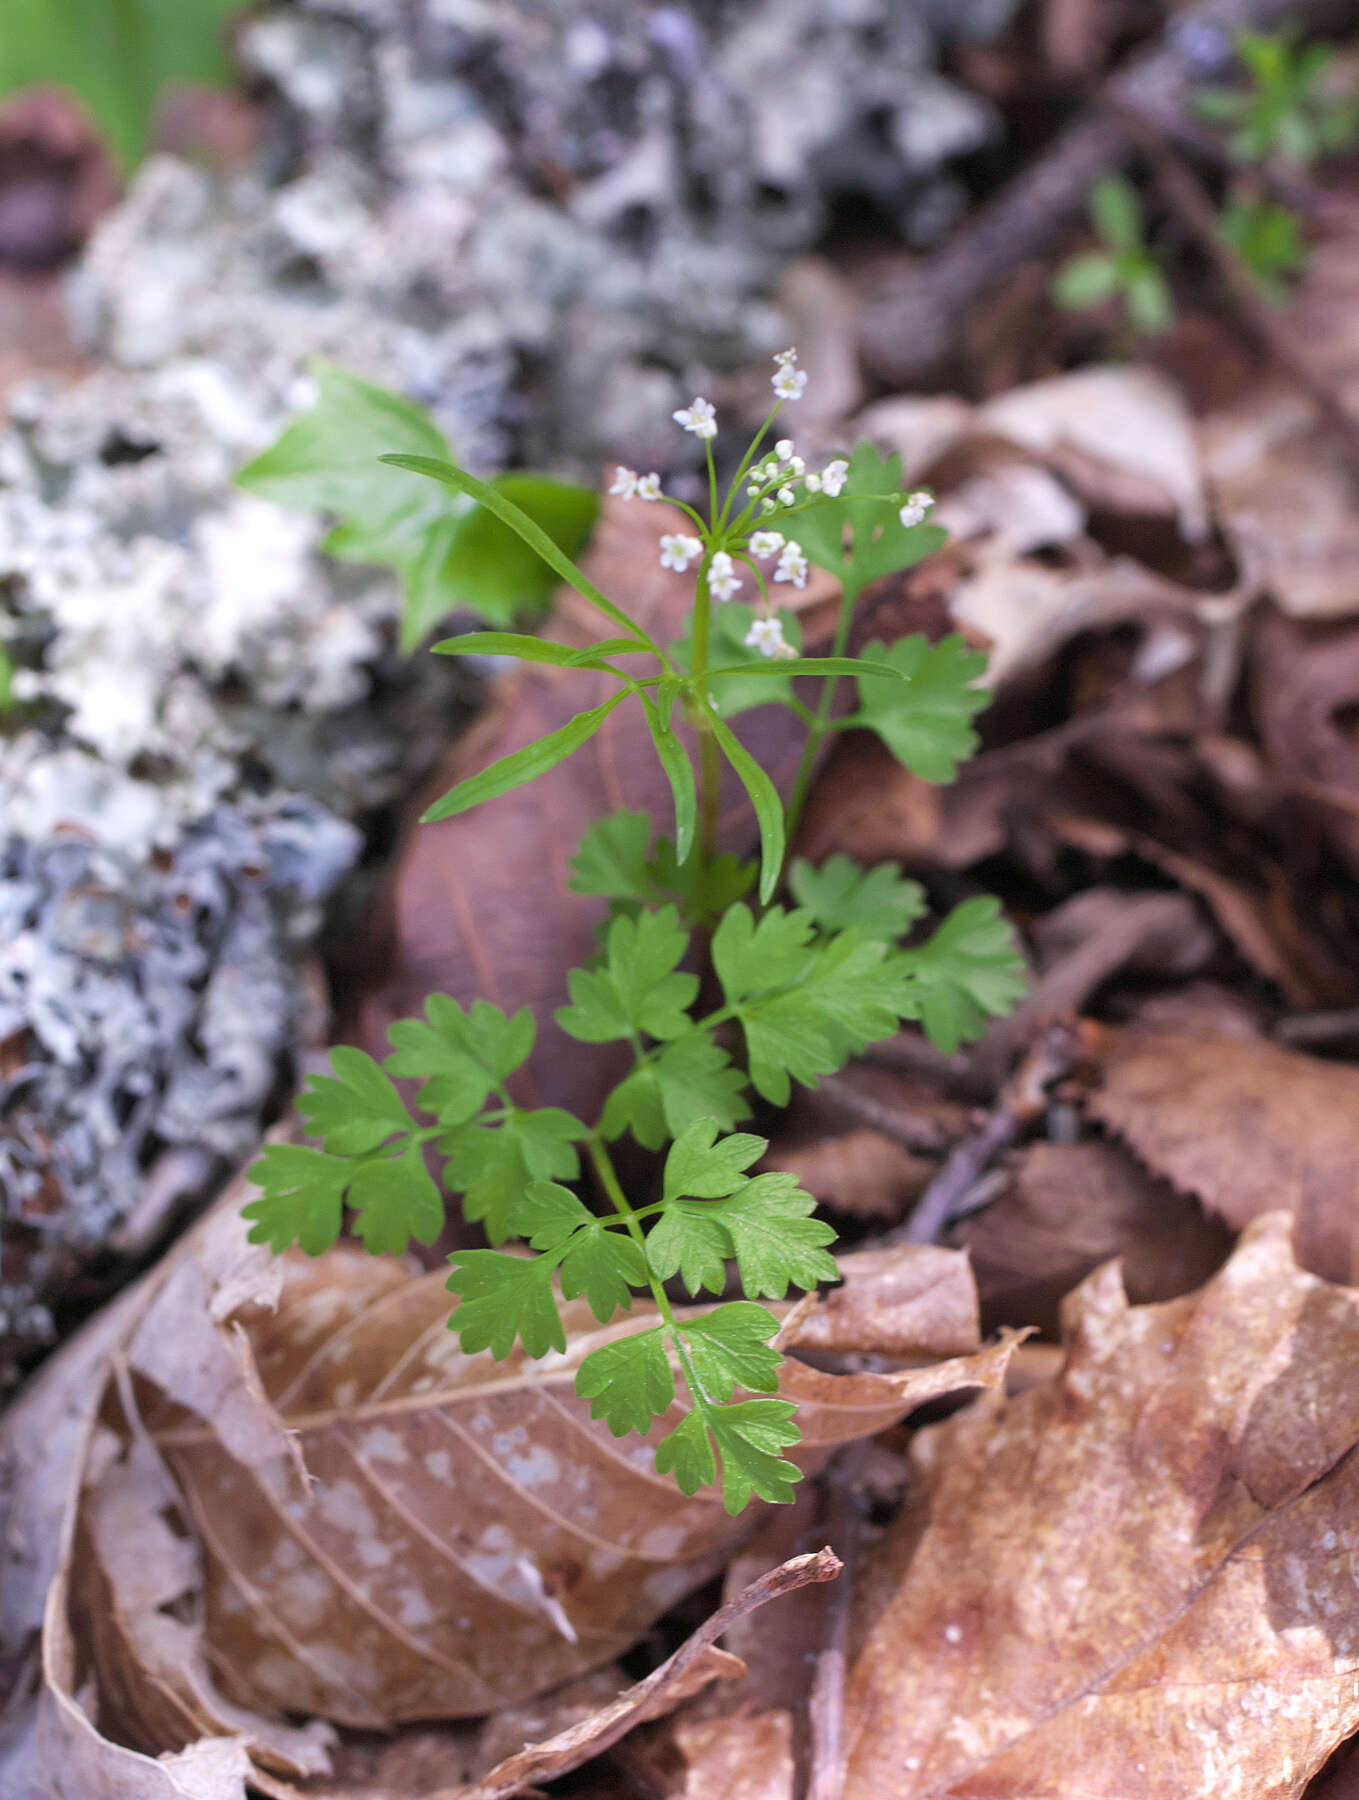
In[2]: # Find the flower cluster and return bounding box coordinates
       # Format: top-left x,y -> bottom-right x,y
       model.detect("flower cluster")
609,467 -> 662,501
613,347 -> 935,661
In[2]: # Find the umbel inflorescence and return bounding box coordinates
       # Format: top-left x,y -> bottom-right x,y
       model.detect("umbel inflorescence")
243,348 -> 1025,1512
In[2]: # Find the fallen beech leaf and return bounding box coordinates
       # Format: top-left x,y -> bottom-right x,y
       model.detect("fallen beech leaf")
953,1139 -> 1232,1338
1084,1025 -> 1359,1283
136,1248 -> 1012,1730
460,1547 -> 841,1800
0,1149 -> 1011,1794
844,1215 -> 1359,1797
354,498 -> 808,1120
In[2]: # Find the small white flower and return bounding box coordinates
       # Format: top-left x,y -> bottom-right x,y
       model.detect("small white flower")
748,530 -> 785,558
708,550 -> 743,602
774,438 -> 795,462
898,490 -> 934,528
774,540 -> 808,588
788,455 -> 806,476
744,615 -> 792,658
636,472 -> 662,501
777,485 -> 796,507
659,533 -> 703,572
673,396 -> 717,439
761,496 -> 778,514
609,466 -> 639,499
804,472 -> 822,493
772,353 -> 808,401
819,458 -> 850,498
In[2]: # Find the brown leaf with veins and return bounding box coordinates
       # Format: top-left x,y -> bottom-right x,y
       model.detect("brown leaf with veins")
131,1246 -> 1012,1732
1083,1025 -> 1359,1283
1,1151 -> 1012,1794
844,1215 -> 1359,1798
353,497 -> 808,1120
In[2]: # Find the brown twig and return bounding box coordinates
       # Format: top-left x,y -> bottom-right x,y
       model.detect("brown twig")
1108,96 -> 1359,483
859,0 -> 1359,381
886,1027 -> 1077,1246
807,1452 -> 867,1800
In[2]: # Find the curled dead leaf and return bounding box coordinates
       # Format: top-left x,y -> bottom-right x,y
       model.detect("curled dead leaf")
845,1215 -> 1359,1797
0,1162 -> 1011,1794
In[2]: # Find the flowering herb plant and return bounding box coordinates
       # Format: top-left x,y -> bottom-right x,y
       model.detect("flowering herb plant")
242,350 -> 1025,1512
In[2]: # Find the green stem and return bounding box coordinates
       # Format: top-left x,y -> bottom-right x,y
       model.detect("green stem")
588,1134 -> 707,1396
687,563 -> 724,866
783,577 -> 862,851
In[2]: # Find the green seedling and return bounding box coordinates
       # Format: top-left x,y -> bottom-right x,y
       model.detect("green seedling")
1194,24 -> 1359,167
1052,175 -> 1175,336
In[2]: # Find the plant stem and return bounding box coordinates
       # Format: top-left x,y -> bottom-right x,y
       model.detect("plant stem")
588,1134 -> 710,1400
687,563 -> 724,865
783,578 -> 861,851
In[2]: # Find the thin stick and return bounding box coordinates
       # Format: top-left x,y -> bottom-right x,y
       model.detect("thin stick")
807,1452 -> 866,1800
887,1027 -> 1076,1245
817,1072 -> 962,1156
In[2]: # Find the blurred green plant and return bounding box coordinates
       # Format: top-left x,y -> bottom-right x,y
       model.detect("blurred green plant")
1219,192 -> 1307,301
0,0 -> 247,174
1194,24 -> 1359,167
236,363 -> 599,649
1051,175 -> 1175,336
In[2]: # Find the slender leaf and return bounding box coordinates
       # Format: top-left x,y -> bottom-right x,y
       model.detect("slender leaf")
708,713 -> 785,904
382,454 -> 662,654
421,691 -> 628,824
641,695 -> 698,862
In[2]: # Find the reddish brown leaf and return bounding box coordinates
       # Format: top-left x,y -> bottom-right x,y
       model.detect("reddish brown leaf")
353,499 -> 808,1119
844,1215 -> 1359,1798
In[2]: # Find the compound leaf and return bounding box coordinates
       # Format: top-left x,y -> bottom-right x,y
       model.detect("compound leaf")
789,853 -> 925,941
348,1142 -> 444,1256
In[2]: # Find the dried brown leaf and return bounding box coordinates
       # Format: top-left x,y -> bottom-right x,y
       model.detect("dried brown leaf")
1,1150 -> 1011,1797
844,1215 -> 1359,1798
459,1548 -> 840,1800
953,1138 -> 1233,1338
1084,1025 -> 1359,1283
763,1130 -> 934,1223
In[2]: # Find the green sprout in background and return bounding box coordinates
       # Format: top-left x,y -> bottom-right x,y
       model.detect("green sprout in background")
1219,193 -> 1307,302
1194,24 -> 1359,167
1052,174 -> 1175,337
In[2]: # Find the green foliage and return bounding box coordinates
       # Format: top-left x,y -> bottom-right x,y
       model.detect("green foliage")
1220,193 -> 1307,302
0,0 -> 244,174
1053,176 -> 1175,337
244,355 -> 1029,1512
789,853 -> 925,940
237,364 -> 598,648
897,895 -> 1031,1054
843,635 -> 991,783
1195,26 -> 1359,166
795,443 -> 948,591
